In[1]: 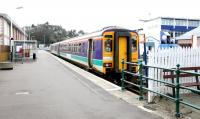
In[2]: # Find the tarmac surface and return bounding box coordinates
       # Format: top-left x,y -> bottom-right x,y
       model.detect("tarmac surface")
0,50 -> 162,119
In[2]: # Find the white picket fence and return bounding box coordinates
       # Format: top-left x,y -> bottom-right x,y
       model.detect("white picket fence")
147,47 -> 200,102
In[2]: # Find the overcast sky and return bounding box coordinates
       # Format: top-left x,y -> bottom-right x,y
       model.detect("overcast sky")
1,0 -> 200,32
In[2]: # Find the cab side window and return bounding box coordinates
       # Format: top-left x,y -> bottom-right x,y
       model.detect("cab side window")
132,38 -> 137,52
105,39 -> 112,52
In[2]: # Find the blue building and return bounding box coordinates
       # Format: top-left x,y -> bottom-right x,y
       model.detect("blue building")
142,17 -> 200,48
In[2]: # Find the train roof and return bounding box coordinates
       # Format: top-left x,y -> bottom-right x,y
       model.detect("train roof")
53,26 -> 133,44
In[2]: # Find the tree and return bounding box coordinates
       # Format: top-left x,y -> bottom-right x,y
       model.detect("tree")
66,29 -> 78,38
78,30 -> 85,36
25,22 -> 86,46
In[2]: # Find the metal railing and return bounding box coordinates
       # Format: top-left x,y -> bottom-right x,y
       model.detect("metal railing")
121,59 -> 200,117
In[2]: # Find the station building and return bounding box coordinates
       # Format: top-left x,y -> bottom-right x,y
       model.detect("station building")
0,13 -> 27,61
142,17 -> 200,49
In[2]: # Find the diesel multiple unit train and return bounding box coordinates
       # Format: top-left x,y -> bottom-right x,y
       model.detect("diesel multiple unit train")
50,27 -> 139,82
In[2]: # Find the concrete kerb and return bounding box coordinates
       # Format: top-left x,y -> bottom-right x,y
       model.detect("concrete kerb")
0,62 -> 13,70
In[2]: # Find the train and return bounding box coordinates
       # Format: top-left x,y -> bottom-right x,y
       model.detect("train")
50,26 -> 140,82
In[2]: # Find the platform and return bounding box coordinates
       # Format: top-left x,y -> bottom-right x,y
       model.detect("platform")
0,50 -> 161,119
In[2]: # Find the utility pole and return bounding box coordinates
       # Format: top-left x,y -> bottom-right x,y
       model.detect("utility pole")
43,35 -> 45,47
22,27 -> 26,64
29,26 -> 31,40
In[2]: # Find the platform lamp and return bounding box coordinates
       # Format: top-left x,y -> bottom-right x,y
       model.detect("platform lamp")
10,6 -> 24,38
9,15 -> 13,62
16,6 -> 25,63
22,26 -> 26,64
9,6 -> 24,62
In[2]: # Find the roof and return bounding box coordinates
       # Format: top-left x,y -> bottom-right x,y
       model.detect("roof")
56,26 -> 132,44
176,26 -> 200,40
161,17 -> 200,21
0,13 -> 26,35
140,16 -> 200,22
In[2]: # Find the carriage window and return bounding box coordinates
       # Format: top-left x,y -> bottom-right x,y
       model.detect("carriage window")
73,44 -> 76,52
132,38 -> 137,52
76,44 -> 78,52
75,44 -> 77,52
82,43 -> 85,53
78,43 -> 81,53
67,44 -> 69,51
105,39 -> 112,52
74,44 -> 76,52
69,44 -> 71,51
72,44 -> 74,52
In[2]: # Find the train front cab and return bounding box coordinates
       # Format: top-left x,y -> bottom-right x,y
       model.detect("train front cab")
102,30 -> 139,79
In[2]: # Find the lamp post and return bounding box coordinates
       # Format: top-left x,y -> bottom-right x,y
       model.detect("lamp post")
9,16 -> 13,61
10,19 -> 13,39
28,26 -> 31,40
15,6 -> 25,63
10,6 -> 24,39
10,6 -> 24,62
43,34 -> 45,47
22,27 -> 26,63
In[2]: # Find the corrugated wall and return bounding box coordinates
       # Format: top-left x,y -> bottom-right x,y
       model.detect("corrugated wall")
3,19 -> 10,45
0,17 -> 3,45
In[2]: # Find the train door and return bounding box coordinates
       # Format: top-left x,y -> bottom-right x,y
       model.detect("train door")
88,39 -> 93,68
114,32 -> 132,72
118,37 -> 127,70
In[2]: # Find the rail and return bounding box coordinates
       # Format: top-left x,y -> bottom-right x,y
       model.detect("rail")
121,59 -> 200,117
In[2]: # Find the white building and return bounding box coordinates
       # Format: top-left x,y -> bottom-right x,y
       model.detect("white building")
141,17 -> 200,49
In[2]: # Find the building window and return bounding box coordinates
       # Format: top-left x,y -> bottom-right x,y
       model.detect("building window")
162,19 -> 173,25
175,19 -> 187,26
188,20 -> 199,27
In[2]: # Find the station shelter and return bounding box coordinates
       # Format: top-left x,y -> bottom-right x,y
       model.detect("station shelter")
12,40 -> 37,62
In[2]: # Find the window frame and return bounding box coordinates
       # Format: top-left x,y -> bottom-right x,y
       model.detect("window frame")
104,39 -> 112,52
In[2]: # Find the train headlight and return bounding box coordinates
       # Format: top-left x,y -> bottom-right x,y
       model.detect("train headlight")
103,63 -> 112,67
